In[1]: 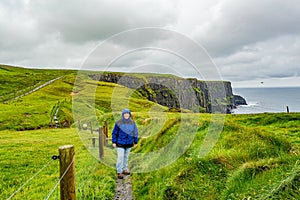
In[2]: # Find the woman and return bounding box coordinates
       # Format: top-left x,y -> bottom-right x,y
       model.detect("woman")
112,109 -> 138,179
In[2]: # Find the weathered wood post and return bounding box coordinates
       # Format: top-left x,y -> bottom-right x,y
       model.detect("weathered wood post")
92,137 -> 96,147
90,121 -> 93,134
104,120 -> 108,138
78,120 -> 81,131
286,106 -> 290,113
104,120 -> 109,145
98,127 -> 104,159
59,145 -> 76,200
103,126 -> 107,146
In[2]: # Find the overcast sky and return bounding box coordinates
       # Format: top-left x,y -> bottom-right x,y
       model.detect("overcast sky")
1,0 -> 300,88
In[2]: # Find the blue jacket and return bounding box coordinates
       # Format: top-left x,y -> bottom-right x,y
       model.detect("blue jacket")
112,109 -> 138,148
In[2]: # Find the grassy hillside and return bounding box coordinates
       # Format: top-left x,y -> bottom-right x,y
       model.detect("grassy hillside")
0,74 -> 75,130
131,113 -> 300,199
0,66 -> 166,131
0,64 -> 76,102
0,65 -> 299,199
2,113 -> 299,199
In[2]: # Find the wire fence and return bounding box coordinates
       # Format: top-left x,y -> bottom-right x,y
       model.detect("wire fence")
7,160 -> 55,200
5,121 -> 111,200
5,145 -> 104,200
3,76 -> 63,103
44,158 -> 75,200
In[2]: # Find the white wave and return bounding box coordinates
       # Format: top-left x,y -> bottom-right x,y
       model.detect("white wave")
239,101 -> 259,107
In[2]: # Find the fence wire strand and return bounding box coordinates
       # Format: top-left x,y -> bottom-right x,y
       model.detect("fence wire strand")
45,157 -> 75,200
7,145 -> 91,199
44,147 -> 84,199
76,156 -> 99,191
7,159 -> 54,200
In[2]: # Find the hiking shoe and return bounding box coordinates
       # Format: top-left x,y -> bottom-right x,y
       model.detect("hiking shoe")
117,173 -> 124,179
122,170 -> 131,175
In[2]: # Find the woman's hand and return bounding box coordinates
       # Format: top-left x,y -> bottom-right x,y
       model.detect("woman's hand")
134,144 -> 137,148
112,143 -> 116,148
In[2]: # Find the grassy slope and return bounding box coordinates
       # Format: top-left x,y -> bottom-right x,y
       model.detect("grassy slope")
1,65 -> 299,199
132,113 -> 300,199
0,64 -> 75,102
0,74 -> 75,130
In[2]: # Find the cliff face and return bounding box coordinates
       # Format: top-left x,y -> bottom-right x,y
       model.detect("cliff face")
234,95 -> 247,106
90,73 -> 242,114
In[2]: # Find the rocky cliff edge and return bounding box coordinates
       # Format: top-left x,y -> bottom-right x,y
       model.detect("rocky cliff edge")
90,73 -> 246,114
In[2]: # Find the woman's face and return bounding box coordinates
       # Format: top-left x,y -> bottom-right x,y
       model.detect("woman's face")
123,112 -> 130,119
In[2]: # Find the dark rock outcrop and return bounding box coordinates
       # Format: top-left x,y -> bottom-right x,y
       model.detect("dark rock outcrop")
234,95 -> 247,106
90,73 -> 245,114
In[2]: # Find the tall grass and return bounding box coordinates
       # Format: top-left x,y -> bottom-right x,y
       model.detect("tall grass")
132,113 -> 300,199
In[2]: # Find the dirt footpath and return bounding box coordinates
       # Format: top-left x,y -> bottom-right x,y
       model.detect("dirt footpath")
113,174 -> 133,200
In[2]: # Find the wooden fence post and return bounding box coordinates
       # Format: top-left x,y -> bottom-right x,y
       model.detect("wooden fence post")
286,106 -> 290,113
59,145 -> 76,200
98,127 -> 104,159
104,120 -> 108,145
78,120 -> 81,131
92,138 -> 96,147
102,126 -> 107,146
90,121 -> 93,134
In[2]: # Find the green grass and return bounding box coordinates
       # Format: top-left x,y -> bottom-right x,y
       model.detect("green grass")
0,64 -> 76,102
1,65 -> 300,199
131,113 -> 300,199
0,74 -> 76,130
0,128 -> 115,200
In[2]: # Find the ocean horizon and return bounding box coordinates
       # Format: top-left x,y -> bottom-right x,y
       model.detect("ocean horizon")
232,87 -> 300,114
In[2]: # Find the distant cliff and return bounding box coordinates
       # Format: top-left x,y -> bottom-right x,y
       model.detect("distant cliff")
90,73 -> 246,114
234,95 -> 247,106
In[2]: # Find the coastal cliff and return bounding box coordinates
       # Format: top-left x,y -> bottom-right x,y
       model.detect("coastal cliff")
90,73 -> 246,113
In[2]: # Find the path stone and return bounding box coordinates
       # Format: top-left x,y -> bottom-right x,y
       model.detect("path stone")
113,174 -> 134,200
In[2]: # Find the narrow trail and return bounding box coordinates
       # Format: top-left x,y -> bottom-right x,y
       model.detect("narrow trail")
5,76 -> 63,103
113,174 -> 134,200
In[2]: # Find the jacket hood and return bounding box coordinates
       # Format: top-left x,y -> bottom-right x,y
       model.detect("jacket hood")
122,109 -> 131,120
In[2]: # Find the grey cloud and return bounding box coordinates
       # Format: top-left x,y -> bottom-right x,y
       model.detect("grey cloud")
0,0 -> 178,68
215,34 -> 300,82
194,0 -> 300,57
0,1 -> 42,49
31,0 -> 179,44
81,28 -> 220,80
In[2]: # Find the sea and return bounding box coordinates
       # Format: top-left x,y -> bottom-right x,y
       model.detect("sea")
232,87 -> 300,114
